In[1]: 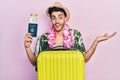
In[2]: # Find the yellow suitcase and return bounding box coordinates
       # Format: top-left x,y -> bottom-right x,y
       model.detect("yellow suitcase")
37,50 -> 85,80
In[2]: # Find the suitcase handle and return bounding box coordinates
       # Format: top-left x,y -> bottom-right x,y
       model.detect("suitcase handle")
52,46 -> 69,50
51,46 -> 76,50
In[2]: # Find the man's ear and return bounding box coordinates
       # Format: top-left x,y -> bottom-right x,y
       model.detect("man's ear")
50,17 -> 52,21
65,17 -> 67,23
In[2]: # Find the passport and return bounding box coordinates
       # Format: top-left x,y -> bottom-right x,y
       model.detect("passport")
28,23 -> 38,37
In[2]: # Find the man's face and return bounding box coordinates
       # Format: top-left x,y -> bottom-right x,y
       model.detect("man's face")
50,11 -> 66,32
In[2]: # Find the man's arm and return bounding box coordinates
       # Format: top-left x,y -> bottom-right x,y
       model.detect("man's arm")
25,47 -> 37,66
83,32 -> 117,63
24,33 -> 37,66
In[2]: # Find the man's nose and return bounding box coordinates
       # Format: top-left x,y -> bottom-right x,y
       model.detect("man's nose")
55,19 -> 59,23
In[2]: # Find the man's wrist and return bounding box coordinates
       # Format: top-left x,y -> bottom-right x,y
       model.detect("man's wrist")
94,39 -> 99,45
25,46 -> 31,50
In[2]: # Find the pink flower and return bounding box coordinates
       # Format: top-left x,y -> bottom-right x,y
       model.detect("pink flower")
48,24 -> 73,48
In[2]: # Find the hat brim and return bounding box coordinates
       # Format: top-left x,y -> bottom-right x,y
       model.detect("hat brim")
46,2 -> 70,22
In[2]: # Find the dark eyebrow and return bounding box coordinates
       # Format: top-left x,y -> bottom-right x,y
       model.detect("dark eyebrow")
51,13 -> 64,18
58,14 -> 64,17
51,15 -> 55,18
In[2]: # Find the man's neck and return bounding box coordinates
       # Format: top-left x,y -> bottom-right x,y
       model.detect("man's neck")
56,31 -> 63,36
56,26 -> 65,36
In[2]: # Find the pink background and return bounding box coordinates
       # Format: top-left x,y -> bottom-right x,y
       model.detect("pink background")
0,0 -> 120,80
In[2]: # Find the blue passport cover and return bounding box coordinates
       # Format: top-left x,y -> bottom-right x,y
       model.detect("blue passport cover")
28,23 -> 38,37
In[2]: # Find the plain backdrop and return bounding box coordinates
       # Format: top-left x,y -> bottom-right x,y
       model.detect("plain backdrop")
0,0 -> 120,80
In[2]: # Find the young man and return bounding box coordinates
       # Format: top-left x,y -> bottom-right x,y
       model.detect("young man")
24,2 -> 116,66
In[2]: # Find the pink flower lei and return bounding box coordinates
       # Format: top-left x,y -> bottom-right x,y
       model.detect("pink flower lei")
47,24 -> 73,48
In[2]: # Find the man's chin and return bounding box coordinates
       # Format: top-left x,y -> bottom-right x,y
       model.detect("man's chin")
54,25 -> 64,32
55,29 -> 61,32
54,27 -> 61,31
